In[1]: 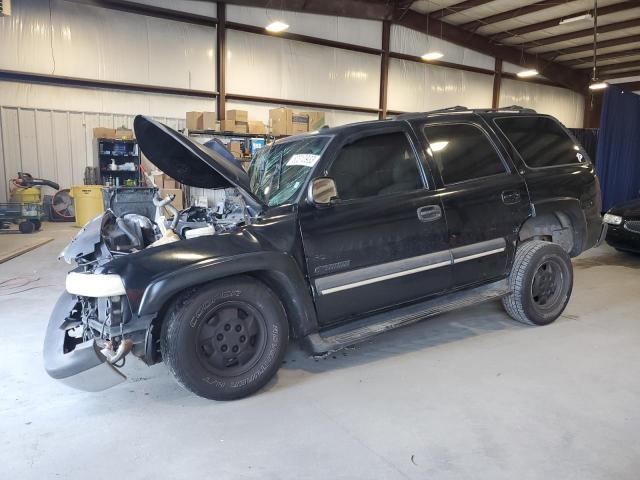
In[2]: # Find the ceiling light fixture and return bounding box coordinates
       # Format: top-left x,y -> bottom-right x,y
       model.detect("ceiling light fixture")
265,21 -> 289,33
589,1 -> 608,92
421,52 -> 444,61
559,13 -> 593,25
589,81 -> 608,90
517,69 -> 538,78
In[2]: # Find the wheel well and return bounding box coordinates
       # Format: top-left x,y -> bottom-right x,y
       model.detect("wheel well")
519,210 -> 582,256
247,270 -> 309,340
144,271 -> 312,364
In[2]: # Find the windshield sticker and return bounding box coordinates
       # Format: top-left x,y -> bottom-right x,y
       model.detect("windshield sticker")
287,154 -> 320,167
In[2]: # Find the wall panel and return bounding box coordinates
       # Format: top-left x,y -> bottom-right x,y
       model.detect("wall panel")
0,107 -> 186,201
390,25 -> 495,71
0,0 -> 216,92
18,109 -> 39,177
499,79 -> 585,128
35,110 -> 57,194
51,112 -> 73,192
226,5 -> 382,49
388,58 -> 494,112
1,108 -> 22,200
226,30 -> 380,109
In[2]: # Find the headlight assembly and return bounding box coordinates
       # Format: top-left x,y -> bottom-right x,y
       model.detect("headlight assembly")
66,272 -> 126,297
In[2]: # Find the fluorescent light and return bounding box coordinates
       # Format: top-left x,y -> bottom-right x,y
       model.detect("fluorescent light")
265,21 -> 289,33
421,52 -> 444,61
559,13 -> 593,25
589,81 -> 608,90
517,69 -> 538,78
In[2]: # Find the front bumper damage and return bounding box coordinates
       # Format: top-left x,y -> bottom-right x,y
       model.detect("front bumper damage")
43,292 -> 127,392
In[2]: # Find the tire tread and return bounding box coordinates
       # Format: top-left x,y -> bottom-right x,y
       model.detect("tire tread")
502,240 -> 554,325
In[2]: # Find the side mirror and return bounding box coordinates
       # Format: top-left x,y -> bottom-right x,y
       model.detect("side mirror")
308,177 -> 338,207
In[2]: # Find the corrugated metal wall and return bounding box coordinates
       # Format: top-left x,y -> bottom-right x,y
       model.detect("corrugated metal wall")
0,107 -> 184,201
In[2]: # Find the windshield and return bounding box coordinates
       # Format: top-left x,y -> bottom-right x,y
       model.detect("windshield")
248,136 -> 331,207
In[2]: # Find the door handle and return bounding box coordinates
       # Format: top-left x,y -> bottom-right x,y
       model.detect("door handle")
501,190 -> 521,205
417,205 -> 442,222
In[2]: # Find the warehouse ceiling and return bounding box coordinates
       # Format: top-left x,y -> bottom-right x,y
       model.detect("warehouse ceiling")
224,0 -> 640,90
408,0 -> 640,83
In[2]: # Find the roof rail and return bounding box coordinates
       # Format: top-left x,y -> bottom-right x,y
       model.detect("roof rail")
394,105 -> 537,119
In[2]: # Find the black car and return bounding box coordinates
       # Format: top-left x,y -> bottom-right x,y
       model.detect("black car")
44,107 -> 605,400
604,198 -> 640,253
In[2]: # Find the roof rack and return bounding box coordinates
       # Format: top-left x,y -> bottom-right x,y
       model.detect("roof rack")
394,105 -> 537,119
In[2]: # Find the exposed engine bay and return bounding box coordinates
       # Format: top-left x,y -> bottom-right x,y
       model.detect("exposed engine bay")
69,188 -> 252,263
54,187 -> 256,375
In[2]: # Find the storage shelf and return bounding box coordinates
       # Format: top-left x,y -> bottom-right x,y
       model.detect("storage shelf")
96,137 -> 141,186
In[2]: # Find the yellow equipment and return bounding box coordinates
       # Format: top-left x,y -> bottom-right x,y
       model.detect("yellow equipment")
70,186 -> 105,227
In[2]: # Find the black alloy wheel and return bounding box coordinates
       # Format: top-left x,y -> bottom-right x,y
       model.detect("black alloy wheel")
530,259 -> 564,310
161,276 -> 289,400
195,302 -> 267,377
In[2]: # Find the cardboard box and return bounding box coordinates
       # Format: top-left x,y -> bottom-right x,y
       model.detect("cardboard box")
160,188 -> 183,211
151,172 -> 179,189
301,111 -> 326,130
202,111 -> 217,130
186,111 -> 203,131
269,108 -> 293,136
291,113 -> 309,134
226,109 -> 248,123
93,127 -> 116,139
248,121 -> 266,134
233,122 -> 248,134
115,128 -> 134,139
228,141 -> 243,157
219,119 -> 236,132
291,123 -> 308,135
163,177 -> 178,189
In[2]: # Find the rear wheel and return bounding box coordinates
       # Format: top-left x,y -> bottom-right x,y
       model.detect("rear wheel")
502,240 -> 573,326
161,277 -> 288,400
32,219 -> 42,231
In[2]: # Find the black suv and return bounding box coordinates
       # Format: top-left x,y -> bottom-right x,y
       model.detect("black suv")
44,107 -> 604,400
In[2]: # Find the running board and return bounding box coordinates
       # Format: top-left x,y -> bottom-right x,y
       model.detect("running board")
301,279 -> 511,355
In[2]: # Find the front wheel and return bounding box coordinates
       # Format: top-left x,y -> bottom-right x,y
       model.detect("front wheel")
502,240 -> 573,326
161,277 -> 288,400
19,221 -> 36,234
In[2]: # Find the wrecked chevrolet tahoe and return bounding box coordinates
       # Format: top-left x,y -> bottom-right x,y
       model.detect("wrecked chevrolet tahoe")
44,107 -> 605,400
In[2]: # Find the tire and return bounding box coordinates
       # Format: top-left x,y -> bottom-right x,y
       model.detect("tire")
19,221 -> 36,234
161,276 -> 288,400
32,219 -> 42,231
502,240 -> 573,326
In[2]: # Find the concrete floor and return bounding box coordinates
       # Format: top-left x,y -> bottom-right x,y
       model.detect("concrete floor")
1,222 -> 639,479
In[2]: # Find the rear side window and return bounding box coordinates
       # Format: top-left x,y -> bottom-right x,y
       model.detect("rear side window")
494,116 -> 585,168
328,132 -> 422,200
423,123 -> 507,185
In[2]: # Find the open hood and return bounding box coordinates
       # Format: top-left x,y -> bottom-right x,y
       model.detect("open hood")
133,115 -> 263,208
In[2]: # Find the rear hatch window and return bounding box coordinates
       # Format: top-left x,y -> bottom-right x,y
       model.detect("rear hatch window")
493,116 -> 587,168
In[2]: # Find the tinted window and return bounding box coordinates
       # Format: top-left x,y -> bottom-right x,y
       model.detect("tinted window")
494,116 -> 585,168
328,132 -> 422,200
423,123 -> 506,184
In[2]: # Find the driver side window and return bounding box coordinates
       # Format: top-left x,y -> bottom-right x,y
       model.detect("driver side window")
328,132 -> 423,201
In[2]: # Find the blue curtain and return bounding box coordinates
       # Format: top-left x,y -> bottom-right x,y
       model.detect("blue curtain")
596,85 -> 640,211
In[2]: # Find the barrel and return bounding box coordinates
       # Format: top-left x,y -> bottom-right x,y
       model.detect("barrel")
70,186 -> 105,227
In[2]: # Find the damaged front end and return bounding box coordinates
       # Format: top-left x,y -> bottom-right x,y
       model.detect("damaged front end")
44,115 -> 267,392
44,293 -> 132,391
